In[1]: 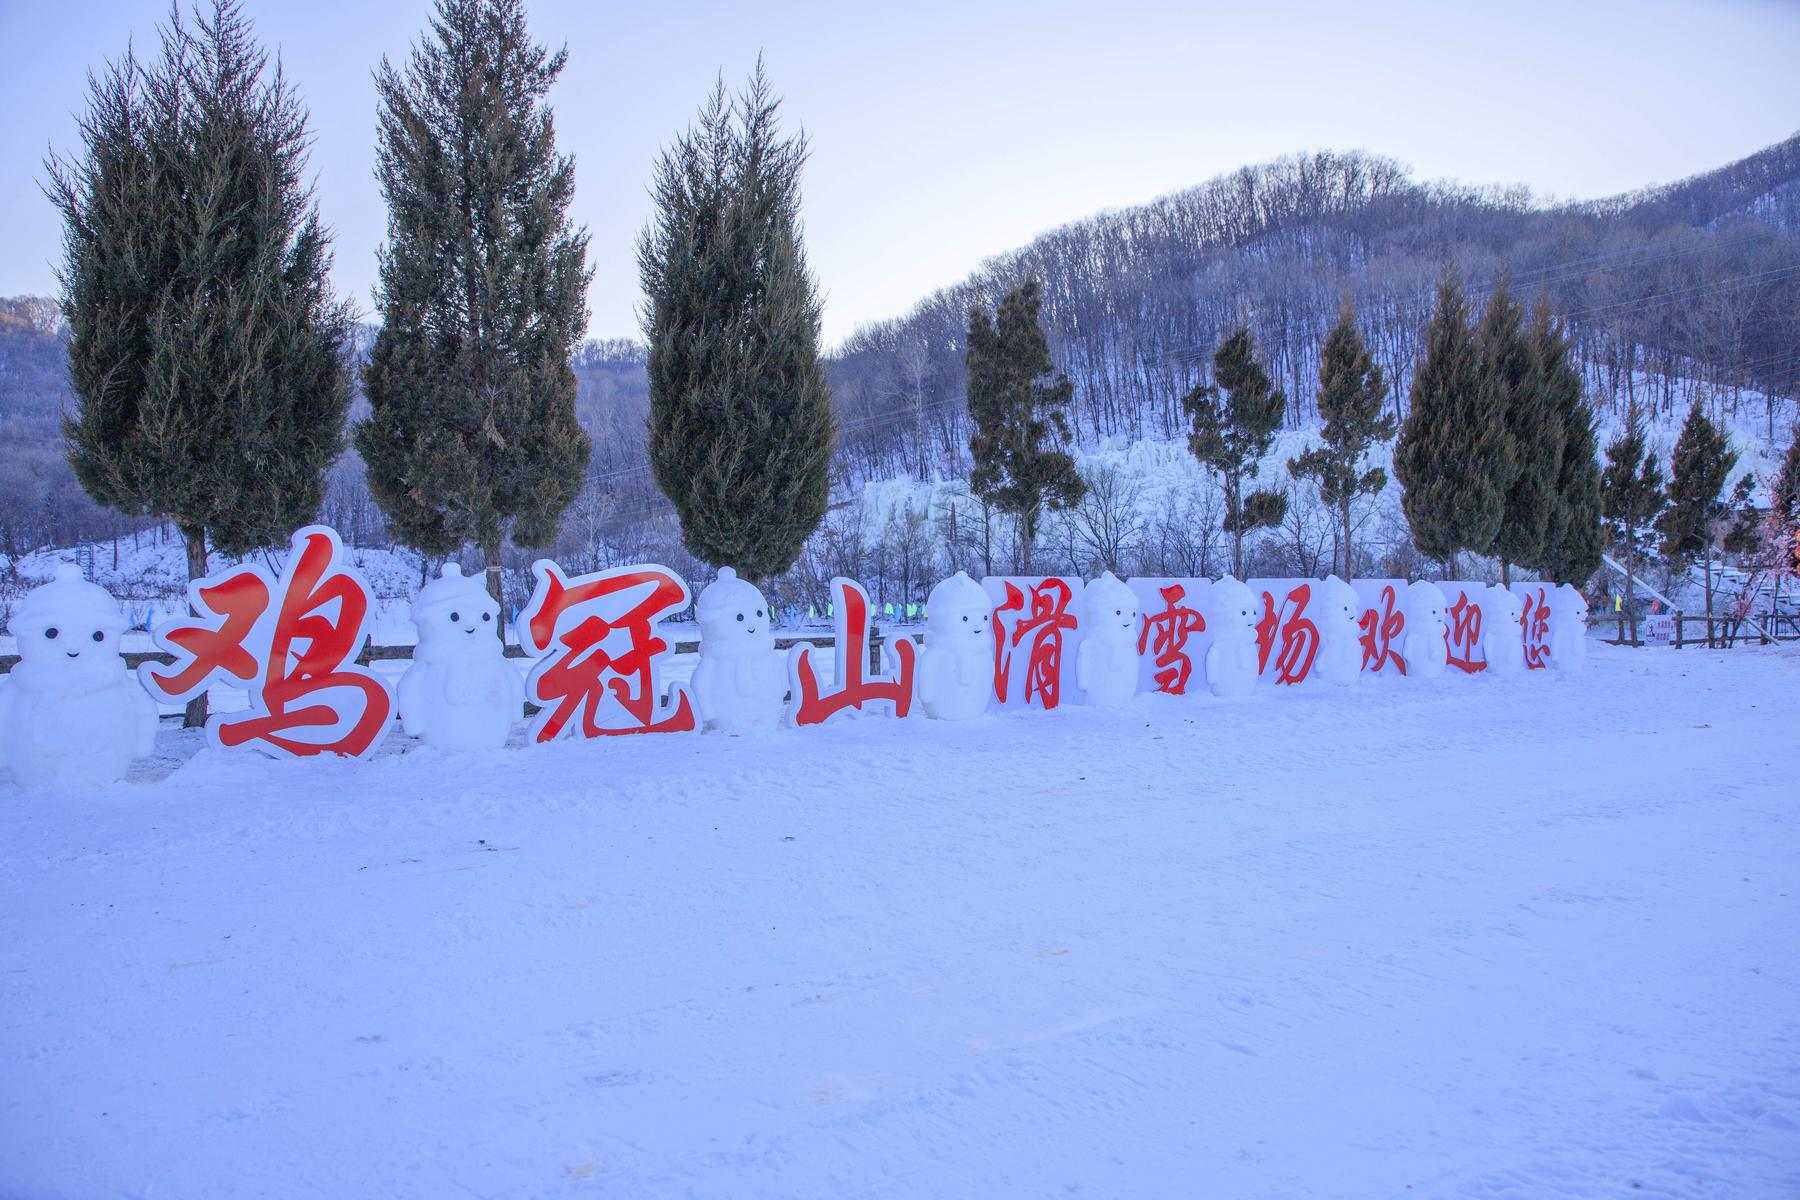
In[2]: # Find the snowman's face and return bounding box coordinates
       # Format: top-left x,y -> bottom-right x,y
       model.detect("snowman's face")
19,617 -> 122,692
1091,597 -> 1139,634
931,596 -> 991,640
700,582 -> 772,644
428,597 -> 499,645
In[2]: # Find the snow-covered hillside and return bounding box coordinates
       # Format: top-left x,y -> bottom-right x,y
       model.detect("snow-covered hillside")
2,642 -> 1795,1197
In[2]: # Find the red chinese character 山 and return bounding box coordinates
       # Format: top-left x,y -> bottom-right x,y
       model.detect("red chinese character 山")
1356,584 -> 1408,675
788,577 -> 915,725
1444,587 -> 1488,674
1136,582 -> 1206,695
991,578 -> 1078,709
1518,585 -> 1552,670
1253,583 -> 1319,685
141,525 -> 393,758
519,561 -> 696,742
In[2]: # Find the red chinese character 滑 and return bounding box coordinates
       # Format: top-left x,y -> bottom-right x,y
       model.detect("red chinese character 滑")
1356,584 -> 1408,675
1519,586 -> 1551,670
1136,582 -> 1206,694
789,577 -> 915,725
142,525 -> 392,758
1255,584 -> 1319,685
992,578 -> 1077,708
1445,590 -> 1487,674
520,561 -> 696,742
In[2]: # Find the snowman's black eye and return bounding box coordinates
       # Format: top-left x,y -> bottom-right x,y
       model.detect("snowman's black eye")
450,611 -> 460,623
962,615 -> 968,622
45,627 -> 58,640
756,608 -> 764,618
736,612 -> 744,622
481,612 -> 491,622
91,630 -> 104,642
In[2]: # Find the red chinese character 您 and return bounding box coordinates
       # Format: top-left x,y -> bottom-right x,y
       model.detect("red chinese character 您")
1445,590 -> 1487,674
789,577 -> 915,725
520,561 -> 696,742
992,578 -> 1077,708
1136,582 -> 1206,694
142,525 -> 392,758
1255,584 -> 1319,685
1356,584 -> 1408,675
1519,586 -> 1551,670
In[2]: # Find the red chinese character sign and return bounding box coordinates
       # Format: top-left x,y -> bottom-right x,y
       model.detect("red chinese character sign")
1512,583 -> 1553,671
788,577 -> 915,725
1248,579 -> 1320,685
984,576 -> 1083,710
1127,577 -> 1212,696
1439,583 -> 1489,674
1350,578 -> 1409,677
142,525 -> 393,758
519,561 -> 696,742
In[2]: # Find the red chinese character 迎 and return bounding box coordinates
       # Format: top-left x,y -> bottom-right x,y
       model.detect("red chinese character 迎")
789,577 -> 915,725
1445,590 -> 1487,674
1520,586 -> 1551,670
992,579 -> 1077,709
142,525 -> 392,758
520,561 -> 696,742
1136,582 -> 1206,694
1254,584 -> 1319,685
1356,584 -> 1408,675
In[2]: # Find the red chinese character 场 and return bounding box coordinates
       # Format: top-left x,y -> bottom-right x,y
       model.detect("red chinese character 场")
521,561 -> 696,742
1254,584 -> 1319,685
1445,591 -> 1486,674
1356,584 -> 1407,675
142,525 -> 392,758
1137,582 -> 1206,694
1519,586 -> 1551,670
789,577 -> 915,725
993,579 -> 1077,708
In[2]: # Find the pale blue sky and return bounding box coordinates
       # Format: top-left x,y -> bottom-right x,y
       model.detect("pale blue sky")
2,0 -> 1796,346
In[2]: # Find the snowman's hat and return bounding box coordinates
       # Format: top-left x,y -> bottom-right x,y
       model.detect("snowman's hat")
10,562 -> 125,638
411,561 -> 493,624
697,566 -> 762,622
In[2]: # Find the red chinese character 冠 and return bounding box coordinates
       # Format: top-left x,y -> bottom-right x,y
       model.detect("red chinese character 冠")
1254,584 -> 1319,685
1520,586 -> 1551,670
789,577 -> 915,725
1356,584 -> 1407,675
1445,591 -> 1487,674
143,525 -> 392,758
520,561 -> 696,741
1136,582 -> 1206,694
993,579 -> 1077,708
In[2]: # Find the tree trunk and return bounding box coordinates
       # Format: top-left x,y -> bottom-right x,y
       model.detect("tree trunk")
482,536 -> 505,642
1703,552 -> 1715,648
1019,510 -> 1035,575
1501,558 -> 1512,587
1341,500 -> 1354,581
182,527 -> 209,728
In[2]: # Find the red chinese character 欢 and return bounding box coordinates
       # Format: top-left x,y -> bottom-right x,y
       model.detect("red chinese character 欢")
142,525 -> 393,758
1255,584 -> 1319,685
1136,582 -> 1206,694
1519,586 -> 1551,670
520,561 -> 696,742
992,578 -> 1077,708
788,577 -> 915,725
1356,584 -> 1408,675
1445,590 -> 1487,674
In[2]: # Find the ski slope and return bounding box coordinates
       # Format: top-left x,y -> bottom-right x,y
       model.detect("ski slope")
2,642 -> 1796,1198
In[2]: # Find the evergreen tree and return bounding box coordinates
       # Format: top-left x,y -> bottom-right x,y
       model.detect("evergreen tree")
1658,401 -> 1737,633
1288,299 -> 1394,581
1393,268 -> 1505,575
1488,287 -> 1558,583
1773,424 -> 1800,575
1185,326 -> 1287,579
965,277 -> 1086,573
639,66 -> 834,582
1721,473 -> 1761,559
1599,411 -> 1665,631
1530,303 -> 1603,586
47,0 -> 352,725
358,0 -> 592,616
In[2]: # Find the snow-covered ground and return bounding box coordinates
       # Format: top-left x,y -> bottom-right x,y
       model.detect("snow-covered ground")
3,644 -> 1797,1198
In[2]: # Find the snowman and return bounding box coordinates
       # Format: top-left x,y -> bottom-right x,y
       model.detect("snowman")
1401,580 -> 1448,679
1548,584 -> 1589,673
692,567 -> 786,734
1481,584 -> 1525,675
916,571 -> 995,720
397,563 -> 523,751
1312,575 -> 1363,686
1205,576 -> 1262,699
0,563 -> 158,788
1075,571 -> 1140,708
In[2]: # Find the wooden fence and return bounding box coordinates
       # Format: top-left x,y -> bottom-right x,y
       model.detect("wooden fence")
1604,612 -> 1800,648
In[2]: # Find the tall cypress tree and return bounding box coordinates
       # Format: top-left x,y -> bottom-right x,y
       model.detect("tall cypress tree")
1530,303 -> 1603,586
1487,286 -> 1556,583
965,277 -> 1086,573
1658,401 -> 1736,631
48,0 -> 351,725
1600,411 -> 1665,629
1288,299 -> 1395,580
1185,327 -> 1287,579
358,0 -> 592,615
640,66 -> 834,582
1393,268 -> 1504,575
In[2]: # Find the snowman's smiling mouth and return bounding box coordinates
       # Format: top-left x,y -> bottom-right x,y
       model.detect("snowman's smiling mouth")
745,626 -> 758,634
463,626 -> 477,634
65,650 -> 80,658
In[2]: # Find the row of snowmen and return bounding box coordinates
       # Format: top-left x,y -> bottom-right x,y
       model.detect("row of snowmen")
0,562 -> 1583,787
